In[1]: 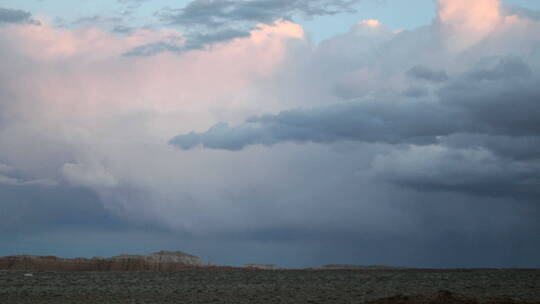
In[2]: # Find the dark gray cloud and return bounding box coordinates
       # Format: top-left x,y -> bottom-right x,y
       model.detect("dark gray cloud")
160,0 -> 362,26
0,7 -> 38,25
406,65 -> 448,83
439,63 -> 538,137
170,101 -> 461,150
369,146 -> 540,200
170,55 -> 540,203
124,29 -> 250,56
126,0 -> 362,55
442,134 -> 540,161
465,56 -> 532,81
171,56 -> 539,150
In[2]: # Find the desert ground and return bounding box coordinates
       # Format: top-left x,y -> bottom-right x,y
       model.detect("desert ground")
1,268 -> 539,304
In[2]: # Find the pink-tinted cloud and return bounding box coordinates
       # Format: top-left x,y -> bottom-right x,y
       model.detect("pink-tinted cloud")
437,0 -> 502,49
0,20 -> 306,191
0,20 -> 305,132
438,0 -> 501,32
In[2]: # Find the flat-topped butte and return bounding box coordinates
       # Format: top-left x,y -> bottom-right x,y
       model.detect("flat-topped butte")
0,250 -> 203,271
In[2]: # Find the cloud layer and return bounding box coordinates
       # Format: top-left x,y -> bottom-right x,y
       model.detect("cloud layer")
125,0 -> 362,54
170,0 -> 540,206
171,56 -> 539,149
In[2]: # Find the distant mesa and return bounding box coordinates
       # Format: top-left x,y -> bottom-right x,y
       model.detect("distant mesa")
0,251 -> 203,272
111,250 -> 202,266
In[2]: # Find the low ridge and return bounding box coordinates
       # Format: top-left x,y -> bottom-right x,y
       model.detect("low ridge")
0,251 -> 203,272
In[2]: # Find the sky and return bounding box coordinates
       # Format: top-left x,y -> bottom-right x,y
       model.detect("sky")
0,0 -> 539,268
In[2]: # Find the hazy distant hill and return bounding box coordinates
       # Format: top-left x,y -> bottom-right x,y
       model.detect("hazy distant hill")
0,251 -> 203,271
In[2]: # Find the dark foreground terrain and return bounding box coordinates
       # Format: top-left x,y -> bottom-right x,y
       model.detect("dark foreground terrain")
1,268 -> 539,304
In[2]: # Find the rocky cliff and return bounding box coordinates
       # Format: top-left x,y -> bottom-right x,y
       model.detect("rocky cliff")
0,251 -> 203,272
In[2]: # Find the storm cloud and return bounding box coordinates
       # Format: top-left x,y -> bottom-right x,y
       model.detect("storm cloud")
1,0 -> 540,267
0,8 -> 37,25
171,57 -> 540,150
170,1 -> 540,207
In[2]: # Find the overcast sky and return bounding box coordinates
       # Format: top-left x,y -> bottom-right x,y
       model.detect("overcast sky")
0,0 -> 539,268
